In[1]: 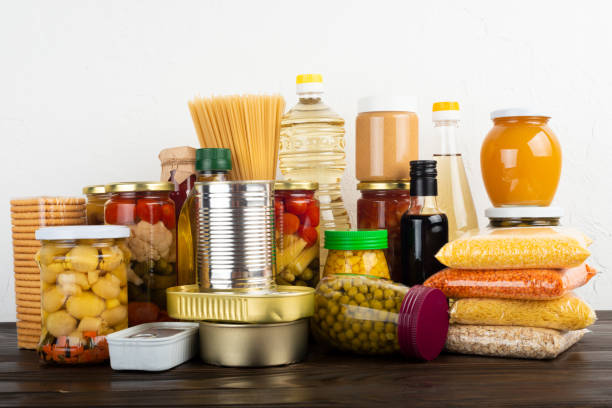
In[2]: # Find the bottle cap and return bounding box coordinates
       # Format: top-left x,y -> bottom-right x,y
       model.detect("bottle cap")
357,95 -> 418,113
324,230 -> 388,250
490,108 -> 551,120
397,285 -> 449,361
432,101 -> 460,121
296,74 -> 324,94
409,160 -> 438,196
196,148 -> 232,172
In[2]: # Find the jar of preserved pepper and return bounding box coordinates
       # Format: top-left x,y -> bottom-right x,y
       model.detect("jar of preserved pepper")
83,185 -> 111,225
274,181 -> 320,287
312,274 -> 449,360
485,207 -> 563,228
104,182 -> 176,325
357,182 -> 410,282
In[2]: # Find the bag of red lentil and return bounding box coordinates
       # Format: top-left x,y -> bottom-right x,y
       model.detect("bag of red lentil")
424,264 -> 596,300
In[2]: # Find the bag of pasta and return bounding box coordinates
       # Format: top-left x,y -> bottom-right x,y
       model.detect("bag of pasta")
435,227 -> 591,270
449,294 -> 597,331
424,264 -> 596,300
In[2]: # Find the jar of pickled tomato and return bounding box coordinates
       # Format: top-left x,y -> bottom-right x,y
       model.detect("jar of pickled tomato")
104,182 -> 176,325
323,230 -> 390,279
274,181 -> 320,287
357,182 -> 410,283
481,109 -> 562,207
83,185 -> 110,225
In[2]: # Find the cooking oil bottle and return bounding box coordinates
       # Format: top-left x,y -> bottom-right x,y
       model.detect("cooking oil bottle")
432,102 -> 478,241
279,74 -> 351,269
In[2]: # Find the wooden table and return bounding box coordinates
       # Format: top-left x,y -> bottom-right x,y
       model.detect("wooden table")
1,313 -> 611,407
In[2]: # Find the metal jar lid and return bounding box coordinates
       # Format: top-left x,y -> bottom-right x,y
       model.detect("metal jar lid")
105,182 -> 175,193
274,181 -> 319,191
82,185 -> 107,195
357,181 -> 410,190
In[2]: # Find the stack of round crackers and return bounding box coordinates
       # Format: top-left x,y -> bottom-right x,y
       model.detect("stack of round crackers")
10,197 -> 86,349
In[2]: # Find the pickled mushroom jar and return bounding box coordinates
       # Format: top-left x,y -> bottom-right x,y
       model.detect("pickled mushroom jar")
83,185 -> 111,225
35,225 -> 130,364
274,181 -> 320,287
104,182 -> 177,325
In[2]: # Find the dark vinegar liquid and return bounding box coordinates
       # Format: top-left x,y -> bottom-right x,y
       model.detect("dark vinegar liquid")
400,213 -> 449,286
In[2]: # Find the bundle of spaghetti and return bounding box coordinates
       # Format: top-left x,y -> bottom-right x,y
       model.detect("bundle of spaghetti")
188,94 -> 285,180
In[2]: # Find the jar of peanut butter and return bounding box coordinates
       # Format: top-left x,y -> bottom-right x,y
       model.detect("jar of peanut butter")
356,96 -> 419,182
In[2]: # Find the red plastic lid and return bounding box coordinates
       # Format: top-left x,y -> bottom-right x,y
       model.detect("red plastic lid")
397,285 -> 449,361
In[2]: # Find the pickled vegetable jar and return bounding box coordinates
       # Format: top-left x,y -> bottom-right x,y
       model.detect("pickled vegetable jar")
312,274 -> 449,360
83,185 -> 110,225
275,181 -> 320,287
323,230 -> 390,279
481,109 -> 562,207
356,182 -> 410,282
104,182 -> 176,325
34,225 -> 130,364
485,206 -> 563,228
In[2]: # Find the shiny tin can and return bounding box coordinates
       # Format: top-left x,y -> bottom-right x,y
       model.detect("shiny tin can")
193,181 -> 275,291
198,319 -> 309,367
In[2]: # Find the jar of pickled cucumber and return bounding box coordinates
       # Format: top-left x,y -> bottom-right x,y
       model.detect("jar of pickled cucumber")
312,274 -> 449,360
35,225 -> 131,364
323,230 -> 390,279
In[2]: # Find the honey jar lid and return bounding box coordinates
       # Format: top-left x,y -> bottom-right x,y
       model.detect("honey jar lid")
490,108 -> 551,119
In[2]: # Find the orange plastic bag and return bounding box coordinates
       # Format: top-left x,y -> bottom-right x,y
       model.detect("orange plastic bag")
425,264 -> 596,300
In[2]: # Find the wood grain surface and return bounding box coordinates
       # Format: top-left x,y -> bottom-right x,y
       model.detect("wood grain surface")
0,313 -> 611,407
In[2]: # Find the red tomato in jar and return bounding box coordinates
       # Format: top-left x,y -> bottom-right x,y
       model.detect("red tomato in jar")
135,199 -> 162,225
282,213 -> 300,235
161,203 -> 175,229
274,199 -> 284,230
299,226 -> 318,247
105,200 -> 136,225
285,198 -> 309,216
302,202 -> 320,228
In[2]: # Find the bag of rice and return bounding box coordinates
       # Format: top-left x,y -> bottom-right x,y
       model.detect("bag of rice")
435,227 -> 591,270
445,324 -> 587,359
424,264 -> 596,300
449,294 -> 597,331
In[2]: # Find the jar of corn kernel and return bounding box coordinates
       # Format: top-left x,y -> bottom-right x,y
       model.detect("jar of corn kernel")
323,230 -> 390,279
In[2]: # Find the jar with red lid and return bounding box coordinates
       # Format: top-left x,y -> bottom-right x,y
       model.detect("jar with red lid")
274,181 -> 320,287
356,182 -> 410,283
104,182 -> 176,325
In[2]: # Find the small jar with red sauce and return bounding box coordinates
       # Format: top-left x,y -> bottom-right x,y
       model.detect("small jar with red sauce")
357,182 -> 410,283
104,182 -> 177,326
274,181 -> 320,287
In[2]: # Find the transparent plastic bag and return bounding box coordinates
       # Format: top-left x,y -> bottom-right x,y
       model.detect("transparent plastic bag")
449,293 -> 597,331
445,324 -> 587,359
435,227 -> 591,270
424,264 -> 596,300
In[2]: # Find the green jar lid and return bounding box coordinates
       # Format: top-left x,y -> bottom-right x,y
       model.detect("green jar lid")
196,148 -> 232,172
324,230 -> 388,250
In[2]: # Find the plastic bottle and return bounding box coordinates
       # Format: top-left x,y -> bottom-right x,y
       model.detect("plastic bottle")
279,74 -> 351,269
432,102 -> 478,241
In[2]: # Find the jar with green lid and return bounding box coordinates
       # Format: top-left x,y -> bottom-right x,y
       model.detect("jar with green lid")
83,185 -> 110,225
485,207 -> 562,228
323,230 -> 390,279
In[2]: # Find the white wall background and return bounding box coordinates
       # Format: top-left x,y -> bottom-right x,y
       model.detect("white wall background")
1,0 -> 612,321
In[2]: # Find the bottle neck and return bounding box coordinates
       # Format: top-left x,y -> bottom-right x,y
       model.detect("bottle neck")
197,170 -> 228,182
298,92 -> 323,103
433,120 -> 460,155
409,195 -> 442,215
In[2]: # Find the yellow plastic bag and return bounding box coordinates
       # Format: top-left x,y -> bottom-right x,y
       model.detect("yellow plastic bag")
449,293 -> 596,331
435,227 -> 591,270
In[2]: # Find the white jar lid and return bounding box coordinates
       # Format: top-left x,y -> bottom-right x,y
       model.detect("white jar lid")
490,108 -> 551,120
36,225 -> 131,240
358,95 -> 418,113
485,206 -> 564,219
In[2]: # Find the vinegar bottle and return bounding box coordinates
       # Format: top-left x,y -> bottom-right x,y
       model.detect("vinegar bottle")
279,74 -> 351,269
432,102 -> 478,241
401,160 -> 448,286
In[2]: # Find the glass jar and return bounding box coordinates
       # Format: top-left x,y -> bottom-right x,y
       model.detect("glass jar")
485,206 -> 563,228
83,185 -> 110,225
312,275 -> 448,360
323,230 -> 390,279
34,225 -> 130,364
481,109 -> 562,207
274,181 -> 320,287
356,182 -> 410,282
355,96 -> 418,181
104,182 -> 176,325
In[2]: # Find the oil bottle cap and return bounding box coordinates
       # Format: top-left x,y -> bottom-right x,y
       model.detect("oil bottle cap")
196,148 -> 232,172
296,74 -> 324,94
432,101 -> 460,121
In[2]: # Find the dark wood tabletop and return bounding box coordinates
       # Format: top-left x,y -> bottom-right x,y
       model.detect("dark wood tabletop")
1,312 -> 611,407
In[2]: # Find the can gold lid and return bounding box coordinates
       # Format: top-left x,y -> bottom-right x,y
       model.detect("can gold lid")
82,185 -> 107,195
166,284 -> 314,323
274,181 -> 318,191
105,182 -> 175,193
357,182 -> 410,190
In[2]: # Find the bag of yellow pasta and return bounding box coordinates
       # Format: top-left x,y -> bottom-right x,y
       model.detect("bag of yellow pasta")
449,293 -> 597,331
435,227 -> 591,270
